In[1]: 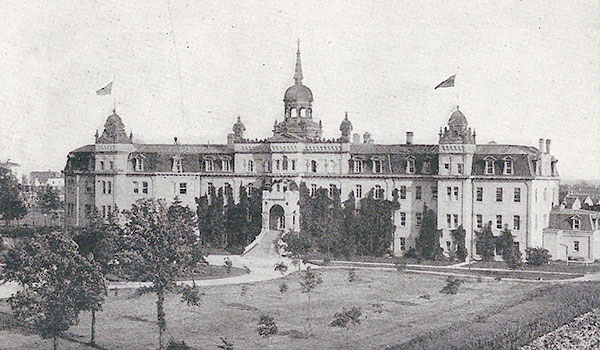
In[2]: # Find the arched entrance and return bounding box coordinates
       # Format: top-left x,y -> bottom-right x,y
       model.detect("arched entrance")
269,205 -> 285,230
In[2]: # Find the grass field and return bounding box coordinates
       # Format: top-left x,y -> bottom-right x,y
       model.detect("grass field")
1,269 -> 599,350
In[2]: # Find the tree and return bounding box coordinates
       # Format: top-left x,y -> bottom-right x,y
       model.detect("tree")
299,266 -> 322,333
39,188 -> 61,225
118,198 -> 204,349
526,247 -> 551,266
450,225 -> 467,262
475,222 -> 496,262
257,314 -> 277,349
72,209 -> 120,344
415,205 -> 442,260
0,166 -> 27,224
354,189 -> 399,256
1,231 -> 104,350
497,227 -> 521,269
329,307 -> 362,348
341,191 -> 357,257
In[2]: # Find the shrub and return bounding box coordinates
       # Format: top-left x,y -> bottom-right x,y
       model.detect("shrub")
419,294 -> 431,300
526,247 -> 551,266
393,256 -> 407,271
224,257 -> 233,274
440,276 -> 463,295
348,268 -> 357,282
273,262 -> 288,275
166,338 -> 192,350
404,248 -> 418,259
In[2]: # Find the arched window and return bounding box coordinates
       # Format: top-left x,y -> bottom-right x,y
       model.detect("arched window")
484,157 -> 496,175
503,157 -> 514,175
134,155 -> 145,172
282,156 -> 288,171
406,157 -> 416,174
311,160 -> 317,173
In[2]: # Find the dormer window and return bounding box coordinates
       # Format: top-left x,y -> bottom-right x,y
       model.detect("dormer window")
421,161 -> 430,174
503,157 -> 514,175
406,157 -> 415,174
204,159 -> 215,172
221,159 -> 231,172
572,218 -> 581,230
134,156 -> 145,172
484,157 -> 496,175
353,160 -> 363,173
372,158 -> 383,173
172,156 -> 183,173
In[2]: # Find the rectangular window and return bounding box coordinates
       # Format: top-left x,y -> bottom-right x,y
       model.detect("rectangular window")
102,205 -> 106,218
496,215 -> 503,229
406,159 -> 415,174
373,160 -> 382,173
374,185 -> 384,199
179,183 -> 187,195
329,184 -> 336,198
446,214 -> 452,228
444,163 -> 450,171
400,237 -> 406,251
514,215 -> 521,230
205,160 -> 214,172
102,181 -> 106,194
400,212 -> 406,227
447,186 -> 452,201
311,184 -> 317,196
107,181 -> 112,194
100,161 -> 105,170
109,161 -> 114,170
476,187 -> 483,202
415,186 -> 422,200
573,219 -> 580,230
457,163 -> 464,174
291,160 -> 296,171
133,181 -> 139,194
275,159 -> 280,170
356,184 -> 362,198
453,187 -> 459,201
142,181 -> 149,194
107,205 -> 112,216
222,160 -> 231,172
400,186 -> 407,199
432,186 -> 438,199
496,187 -> 503,202
476,214 -> 483,229
282,158 -> 288,171
485,160 -> 495,174
416,213 -> 423,226
504,160 -> 513,175
354,160 -> 363,173
422,162 -> 430,174
248,160 -> 254,172
574,241 -> 580,252
514,188 -> 521,202
453,214 -> 459,228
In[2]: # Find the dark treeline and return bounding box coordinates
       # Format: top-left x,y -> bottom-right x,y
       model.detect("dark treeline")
196,183 -> 263,253
285,183 -> 400,258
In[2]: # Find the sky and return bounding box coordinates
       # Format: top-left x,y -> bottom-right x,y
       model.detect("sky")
0,0 -> 598,180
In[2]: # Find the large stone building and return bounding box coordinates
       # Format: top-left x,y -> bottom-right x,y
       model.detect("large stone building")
64,46 -> 560,259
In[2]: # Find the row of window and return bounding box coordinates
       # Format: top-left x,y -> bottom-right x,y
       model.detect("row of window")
475,214 -> 521,231
475,187 -> 521,202
484,157 -> 514,175
101,180 -> 112,195
351,158 -> 420,174
99,160 -> 115,171
396,212 -> 423,227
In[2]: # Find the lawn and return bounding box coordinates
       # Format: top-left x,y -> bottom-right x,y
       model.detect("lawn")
1,269 -> 599,350
469,260 -> 600,274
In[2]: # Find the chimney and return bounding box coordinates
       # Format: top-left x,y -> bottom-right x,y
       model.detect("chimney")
538,138 -> 544,153
363,132 -> 373,144
406,131 -> 414,145
545,139 -> 551,154
227,133 -> 235,145
353,133 -> 361,144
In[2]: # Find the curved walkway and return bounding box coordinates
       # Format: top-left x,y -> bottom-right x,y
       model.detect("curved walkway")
0,254 -> 305,298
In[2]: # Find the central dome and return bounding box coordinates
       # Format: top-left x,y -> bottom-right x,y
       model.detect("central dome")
448,107 -> 468,126
284,84 -> 313,102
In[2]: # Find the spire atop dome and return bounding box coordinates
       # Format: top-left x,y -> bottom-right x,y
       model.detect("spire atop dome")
294,38 -> 303,85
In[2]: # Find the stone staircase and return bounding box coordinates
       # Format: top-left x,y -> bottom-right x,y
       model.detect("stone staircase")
242,228 -> 282,258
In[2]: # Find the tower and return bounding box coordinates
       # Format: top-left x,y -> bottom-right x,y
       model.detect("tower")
273,40 -> 322,140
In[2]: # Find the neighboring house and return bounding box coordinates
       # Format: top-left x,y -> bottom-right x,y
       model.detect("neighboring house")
543,208 -> 600,261
64,46 -> 560,259
562,194 -> 595,210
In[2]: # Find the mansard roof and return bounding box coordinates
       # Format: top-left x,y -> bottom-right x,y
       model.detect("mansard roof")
548,208 -> 600,231
350,144 -> 438,155
475,144 -> 539,155
133,144 -> 233,154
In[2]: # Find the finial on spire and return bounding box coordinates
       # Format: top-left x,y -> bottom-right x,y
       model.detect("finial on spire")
294,39 -> 303,85
345,111 -> 348,119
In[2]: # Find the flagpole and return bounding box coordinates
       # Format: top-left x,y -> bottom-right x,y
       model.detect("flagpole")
455,66 -> 459,108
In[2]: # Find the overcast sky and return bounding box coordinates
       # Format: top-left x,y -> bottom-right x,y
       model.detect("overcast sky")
0,0 -> 598,179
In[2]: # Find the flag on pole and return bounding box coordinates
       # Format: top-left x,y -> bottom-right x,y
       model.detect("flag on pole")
96,81 -> 113,95
434,75 -> 455,90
